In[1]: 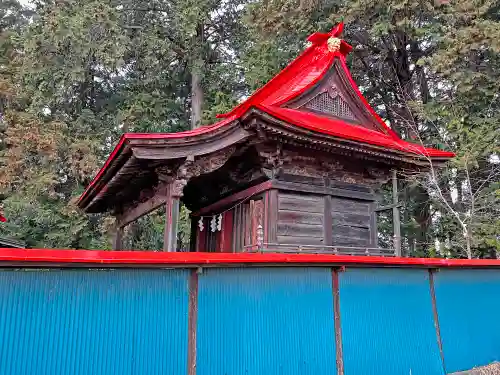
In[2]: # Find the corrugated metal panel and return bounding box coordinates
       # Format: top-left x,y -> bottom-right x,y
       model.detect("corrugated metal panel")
339,268 -> 444,375
434,269 -> 500,373
0,268 -> 189,375
196,267 -> 337,375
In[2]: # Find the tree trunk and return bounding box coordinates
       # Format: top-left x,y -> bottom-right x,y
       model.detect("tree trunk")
191,69 -> 203,128
464,224 -> 472,259
414,185 -> 432,256
190,22 -> 204,129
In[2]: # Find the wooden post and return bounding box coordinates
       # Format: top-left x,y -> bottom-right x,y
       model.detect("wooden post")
163,184 -> 180,252
392,170 -> 402,257
112,226 -> 124,250
189,216 -> 197,252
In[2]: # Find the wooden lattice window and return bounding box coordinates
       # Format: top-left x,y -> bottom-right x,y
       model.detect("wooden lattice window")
303,91 -> 356,121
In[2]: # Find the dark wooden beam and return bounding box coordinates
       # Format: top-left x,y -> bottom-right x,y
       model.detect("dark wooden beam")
332,268 -> 345,375
131,127 -> 249,160
116,186 -> 169,228
187,269 -> 199,375
192,180 -> 273,216
272,180 -> 375,201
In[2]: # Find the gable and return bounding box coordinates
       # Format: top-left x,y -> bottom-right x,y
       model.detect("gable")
283,59 -> 388,134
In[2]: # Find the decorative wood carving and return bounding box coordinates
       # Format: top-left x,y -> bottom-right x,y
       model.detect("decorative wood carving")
250,199 -> 265,248
258,147 -> 391,187
116,183 -> 170,228
155,146 -> 237,198
302,85 -> 357,121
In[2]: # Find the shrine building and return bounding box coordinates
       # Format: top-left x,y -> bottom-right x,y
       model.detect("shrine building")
78,23 -> 454,255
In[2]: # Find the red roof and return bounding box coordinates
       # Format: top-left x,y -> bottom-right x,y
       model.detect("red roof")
108,22 -> 454,160
79,23 -> 454,205
215,22 -> 453,158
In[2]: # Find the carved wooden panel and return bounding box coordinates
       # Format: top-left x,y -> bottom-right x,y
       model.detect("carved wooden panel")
263,147 -> 392,187
303,90 -> 356,121
156,146 -> 237,198
249,199 -> 264,248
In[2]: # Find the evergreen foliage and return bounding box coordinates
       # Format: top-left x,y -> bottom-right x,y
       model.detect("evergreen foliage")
0,0 -> 498,257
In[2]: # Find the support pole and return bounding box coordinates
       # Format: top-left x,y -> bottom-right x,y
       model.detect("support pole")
163,184 -> 180,252
112,226 -> 124,250
392,170 -> 402,257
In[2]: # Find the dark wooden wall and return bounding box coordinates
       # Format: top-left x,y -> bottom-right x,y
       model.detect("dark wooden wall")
191,175 -> 377,252
277,192 -> 325,246
330,197 -> 375,247
274,189 -> 376,249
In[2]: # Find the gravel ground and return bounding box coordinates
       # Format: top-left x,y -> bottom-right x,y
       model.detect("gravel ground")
451,363 -> 500,375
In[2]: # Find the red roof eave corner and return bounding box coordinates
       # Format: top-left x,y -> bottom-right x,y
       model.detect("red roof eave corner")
0,248 -> 499,269
78,116 -> 237,207
254,103 -> 455,159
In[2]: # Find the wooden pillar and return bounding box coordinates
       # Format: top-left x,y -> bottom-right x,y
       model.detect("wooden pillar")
112,226 -> 124,250
163,191 -> 180,252
189,216 -> 197,252
392,170 -> 402,257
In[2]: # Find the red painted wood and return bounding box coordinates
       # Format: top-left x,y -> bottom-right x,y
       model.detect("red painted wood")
0,248 -> 500,268
220,211 -> 234,252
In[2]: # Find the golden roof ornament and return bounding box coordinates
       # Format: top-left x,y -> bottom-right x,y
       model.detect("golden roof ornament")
327,37 -> 341,52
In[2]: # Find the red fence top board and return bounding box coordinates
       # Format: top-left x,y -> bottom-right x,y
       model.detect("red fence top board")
0,248 -> 499,268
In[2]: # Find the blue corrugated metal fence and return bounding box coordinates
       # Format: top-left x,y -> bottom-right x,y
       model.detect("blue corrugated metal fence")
433,269 -> 500,373
0,269 -> 189,375
339,268 -> 444,375
0,266 -> 499,374
197,267 -> 337,375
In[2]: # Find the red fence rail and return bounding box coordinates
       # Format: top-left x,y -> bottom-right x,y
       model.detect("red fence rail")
0,248 -> 499,268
